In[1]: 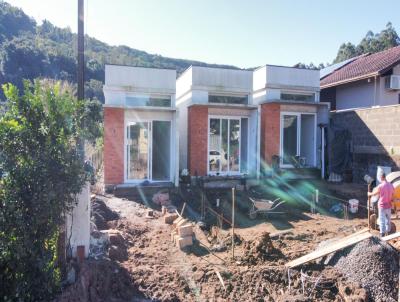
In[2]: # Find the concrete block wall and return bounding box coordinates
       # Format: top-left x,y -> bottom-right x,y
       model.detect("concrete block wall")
260,103 -> 281,167
104,107 -> 124,186
188,105 -> 208,176
331,105 -> 400,182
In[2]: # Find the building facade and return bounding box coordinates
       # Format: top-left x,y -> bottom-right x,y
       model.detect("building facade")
103,65 -> 179,189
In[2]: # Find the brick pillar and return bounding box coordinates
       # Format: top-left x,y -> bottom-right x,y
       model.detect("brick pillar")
188,105 -> 208,176
260,103 -> 281,167
104,107 -> 124,186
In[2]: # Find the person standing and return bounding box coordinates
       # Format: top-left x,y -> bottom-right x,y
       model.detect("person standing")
368,173 -> 395,236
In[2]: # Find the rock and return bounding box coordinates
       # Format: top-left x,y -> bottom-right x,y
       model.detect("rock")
105,229 -> 124,246
164,213 -> 179,224
108,244 -> 128,261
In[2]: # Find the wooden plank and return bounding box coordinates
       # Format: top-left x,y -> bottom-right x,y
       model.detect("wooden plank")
382,232 -> 400,242
285,231 -> 372,268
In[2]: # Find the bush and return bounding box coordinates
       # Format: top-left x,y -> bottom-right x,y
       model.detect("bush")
0,81 -> 95,301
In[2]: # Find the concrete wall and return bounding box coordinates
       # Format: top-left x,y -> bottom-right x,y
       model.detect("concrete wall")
331,105 -> 400,182
105,65 -> 176,94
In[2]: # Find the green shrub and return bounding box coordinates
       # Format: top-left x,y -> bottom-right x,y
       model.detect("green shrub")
0,81 -> 97,301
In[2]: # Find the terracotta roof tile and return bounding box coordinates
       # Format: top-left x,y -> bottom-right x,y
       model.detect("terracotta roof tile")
321,46 -> 400,87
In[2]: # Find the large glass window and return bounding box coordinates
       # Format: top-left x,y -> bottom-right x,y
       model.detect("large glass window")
208,95 -> 248,105
126,96 -> 171,107
281,93 -> 314,102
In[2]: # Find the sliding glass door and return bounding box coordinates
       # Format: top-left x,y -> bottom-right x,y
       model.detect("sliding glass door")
280,113 -> 316,167
126,120 -> 171,182
127,122 -> 150,180
282,115 -> 298,165
208,117 -> 242,175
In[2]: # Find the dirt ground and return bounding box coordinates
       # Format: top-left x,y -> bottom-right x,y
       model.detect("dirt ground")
57,181 -> 400,302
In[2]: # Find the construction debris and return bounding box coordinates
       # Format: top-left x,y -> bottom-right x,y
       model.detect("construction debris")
170,216 -> 194,250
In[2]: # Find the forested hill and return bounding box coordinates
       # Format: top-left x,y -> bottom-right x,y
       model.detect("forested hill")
0,2 -> 237,102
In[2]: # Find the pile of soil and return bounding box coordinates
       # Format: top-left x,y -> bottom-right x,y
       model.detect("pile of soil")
242,232 -> 285,264
56,260 -> 145,302
332,236 -> 399,301
92,196 -> 119,230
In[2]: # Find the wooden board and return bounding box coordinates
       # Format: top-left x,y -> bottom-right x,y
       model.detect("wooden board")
382,232 -> 400,242
285,231 -> 372,268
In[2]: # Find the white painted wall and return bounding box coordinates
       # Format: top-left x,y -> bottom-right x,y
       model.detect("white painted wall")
378,76 -> 400,106
105,65 -> 176,93
335,79 -> 375,110
253,65 -> 320,104
66,184 -> 90,258
254,65 -> 320,91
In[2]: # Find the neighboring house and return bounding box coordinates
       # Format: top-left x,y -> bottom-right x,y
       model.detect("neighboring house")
320,46 -> 400,182
320,46 -> 400,110
103,65 -> 179,190
176,65 -> 329,178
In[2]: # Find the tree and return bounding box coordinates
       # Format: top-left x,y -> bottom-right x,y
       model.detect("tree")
333,22 -> 400,63
0,80 -> 99,301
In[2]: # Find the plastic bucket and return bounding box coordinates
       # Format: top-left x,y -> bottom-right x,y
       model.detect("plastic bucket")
349,199 -> 359,214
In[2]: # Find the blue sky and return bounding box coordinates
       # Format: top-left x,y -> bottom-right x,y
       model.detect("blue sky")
6,0 -> 400,68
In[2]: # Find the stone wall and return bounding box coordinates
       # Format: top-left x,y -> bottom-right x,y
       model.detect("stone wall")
331,105 -> 400,183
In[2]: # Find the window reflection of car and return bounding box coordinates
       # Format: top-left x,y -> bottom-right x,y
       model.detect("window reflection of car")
209,150 -> 228,166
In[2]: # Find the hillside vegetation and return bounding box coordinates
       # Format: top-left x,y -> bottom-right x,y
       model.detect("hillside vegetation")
1,2 -> 400,100
0,2 -> 237,102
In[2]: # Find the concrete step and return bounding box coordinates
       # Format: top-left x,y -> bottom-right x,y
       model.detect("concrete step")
113,182 -> 174,202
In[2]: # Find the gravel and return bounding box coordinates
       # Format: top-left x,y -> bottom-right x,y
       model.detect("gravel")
331,236 -> 399,302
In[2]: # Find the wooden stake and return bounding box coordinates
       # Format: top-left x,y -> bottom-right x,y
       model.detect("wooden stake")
368,183 -> 371,231
180,202 -> 186,217
231,187 -> 235,260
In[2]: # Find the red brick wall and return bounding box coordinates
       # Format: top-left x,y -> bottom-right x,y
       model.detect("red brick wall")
188,105 -> 208,176
260,103 -> 281,166
104,107 -> 124,185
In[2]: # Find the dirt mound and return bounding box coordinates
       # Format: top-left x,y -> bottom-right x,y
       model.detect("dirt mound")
333,236 -> 399,301
242,232 -> 285,264
56,260 -> 145,302
92,197 -> 119,230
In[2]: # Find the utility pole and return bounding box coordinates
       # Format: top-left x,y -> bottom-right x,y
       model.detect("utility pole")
65,0 -> 90,262
77,0 -> 84,101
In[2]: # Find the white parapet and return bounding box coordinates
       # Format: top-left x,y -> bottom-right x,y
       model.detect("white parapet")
66,183 -> 90,258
